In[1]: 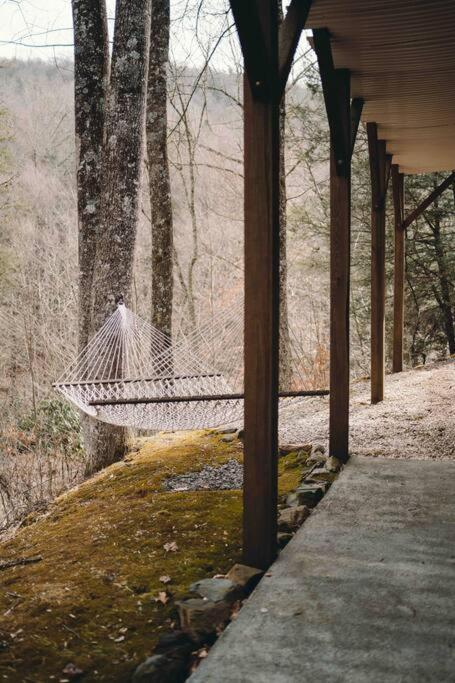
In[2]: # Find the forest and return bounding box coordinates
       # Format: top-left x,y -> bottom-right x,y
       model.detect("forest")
0,0 -> 453,534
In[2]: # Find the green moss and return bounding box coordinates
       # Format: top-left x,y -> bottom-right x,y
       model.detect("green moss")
0,431 -> 303,682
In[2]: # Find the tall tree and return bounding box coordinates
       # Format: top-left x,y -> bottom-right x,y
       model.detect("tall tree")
278,3 -> 291,390
147,0 -> 174,346
405,172 -> 455,361
72,0 -> 109,350
72,0 -> 152,475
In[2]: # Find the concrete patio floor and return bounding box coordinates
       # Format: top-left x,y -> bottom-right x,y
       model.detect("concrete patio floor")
190,456 -> 455,682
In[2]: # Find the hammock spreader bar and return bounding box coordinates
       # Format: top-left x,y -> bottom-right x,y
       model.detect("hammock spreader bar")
89,388 -> 330,407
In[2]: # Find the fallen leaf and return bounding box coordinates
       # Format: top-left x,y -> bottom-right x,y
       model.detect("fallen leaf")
159,575 -> 171,584
163,541 -> 178,553
113,635 -> 125,643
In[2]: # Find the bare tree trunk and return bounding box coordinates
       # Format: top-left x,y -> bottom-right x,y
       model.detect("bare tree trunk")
83,0 -> 152,475
72,0 -> 109,351
72,0 -> 113,475
277,3 -> 291,390
147,0 -> 174,346
279,93 -> 292,390
432,199 -> 455,354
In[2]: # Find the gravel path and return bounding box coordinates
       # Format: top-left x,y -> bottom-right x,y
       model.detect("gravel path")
283,358 -> 455,460
163,459 -> 243,491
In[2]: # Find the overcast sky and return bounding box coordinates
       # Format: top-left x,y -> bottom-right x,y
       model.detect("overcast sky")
0,0 -> 240,70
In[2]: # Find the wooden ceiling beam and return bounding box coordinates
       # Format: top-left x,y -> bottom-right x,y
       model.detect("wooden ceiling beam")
401,170 -> 455,230
278,0 -> 312,97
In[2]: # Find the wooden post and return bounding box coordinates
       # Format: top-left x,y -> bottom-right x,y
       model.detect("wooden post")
392,166 -> 405,373
329,70 -> 351,462
312,30 -> 352,463
242,2 -> 280,570
367,123 -> 387,404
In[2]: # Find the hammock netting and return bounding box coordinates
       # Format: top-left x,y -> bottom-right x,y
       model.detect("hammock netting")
54,299 -> 326,439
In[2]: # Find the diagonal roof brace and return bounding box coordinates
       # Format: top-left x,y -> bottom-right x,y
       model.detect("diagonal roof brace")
312,28 -> 350,176
401,170 -> 455,230
278,0 -> 313,97
229,0 -> 273,100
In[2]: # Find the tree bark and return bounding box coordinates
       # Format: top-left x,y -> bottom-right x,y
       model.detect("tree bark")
71,0 -> 109,351
432,197 -> 455,355
278,3 -> 291,391
279,93 -> 291,390
147,0 -> 174,346
84,0 -> 152,475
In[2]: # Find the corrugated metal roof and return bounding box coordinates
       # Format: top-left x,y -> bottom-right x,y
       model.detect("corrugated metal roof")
306,0 -> 455,174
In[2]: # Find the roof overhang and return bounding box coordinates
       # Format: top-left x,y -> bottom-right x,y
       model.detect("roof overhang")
306,0 -> 455,174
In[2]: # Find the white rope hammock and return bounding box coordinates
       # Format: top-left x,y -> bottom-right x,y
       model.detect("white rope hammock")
54,299 -> 328,434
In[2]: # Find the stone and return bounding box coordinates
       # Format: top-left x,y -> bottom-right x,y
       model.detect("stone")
278,443 -> 311,457
277,505 -> 311,532
216,427 -> 237,435
236,429 -> 245,440
306,451 -> 328,467
313,444 -> 326,454
277,532 -> 293,549
177,598 -> 231,641
292,482 -> 328,508
132,654 -> 187,683
154,630 -> 193,657
285,492 -> 300,508
189,578 -> 240,604
308,467 -> 336,483
221,433 -> 236,443
326,455 -> 343,473
226,564 -> 264,594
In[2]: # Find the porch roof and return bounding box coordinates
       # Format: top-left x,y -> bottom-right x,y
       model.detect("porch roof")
306,0 -> 455,174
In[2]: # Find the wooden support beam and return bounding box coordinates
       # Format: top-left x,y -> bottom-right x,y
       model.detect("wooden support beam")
350,97 -> 363,157
328,69 -> 351,462
228,0 -> 271,99
312,28 -> 349,176
238,0 -> 280,570
278,0 -> 312,97
392,165 -> 405,373
401,170 -> 455,230
367,122 -> 387,404
313,28 -> 352,461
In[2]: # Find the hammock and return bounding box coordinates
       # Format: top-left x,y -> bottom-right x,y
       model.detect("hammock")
54,299 -> 328,434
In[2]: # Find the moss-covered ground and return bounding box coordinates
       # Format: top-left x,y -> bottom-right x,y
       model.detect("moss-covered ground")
0,431 -> 304,682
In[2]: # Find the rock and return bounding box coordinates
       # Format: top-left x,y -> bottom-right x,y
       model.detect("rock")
285,492 -> 300,507
313,444 -> 326,454
189,577 -> 240,604
177,598 -> 231,641
292,482 -> 328,507
154,630 -> 193,657
216,427 -> 237,435
226,563 -> 263,594
278,443 -> 311,457
237,429 -> 245,440
277,532 -> 293,549
132,654 -> 187,683
221,433 -> 236,443
308,467 -> 336,483
326,455 -> 343,472
277,505 -> 311,532
306,450 -> 327,467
